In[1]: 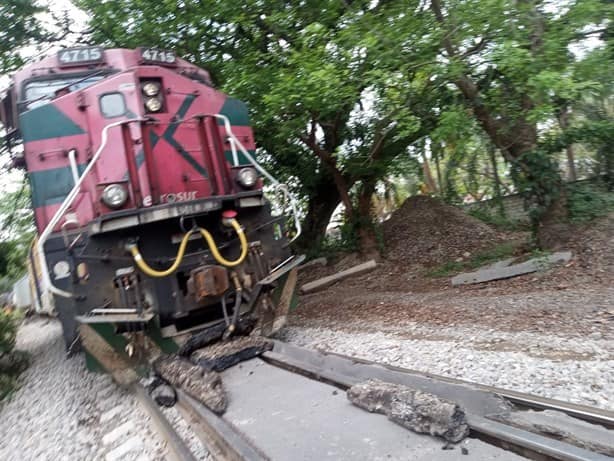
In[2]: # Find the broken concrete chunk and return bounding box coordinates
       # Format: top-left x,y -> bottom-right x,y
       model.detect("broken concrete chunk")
347,379 -> 470,443
388,390 -> 469,443
154,354 -> 227,414
191,336 -> 273,372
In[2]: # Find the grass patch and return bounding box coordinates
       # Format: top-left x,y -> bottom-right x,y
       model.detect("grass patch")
427,242 -> 519,277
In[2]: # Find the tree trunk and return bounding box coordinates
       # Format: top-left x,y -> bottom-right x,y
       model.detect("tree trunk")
417,138 -> 437,194
488,143 -> 505,218
557,105 -> 577,181
293,179 -> 341,253
430,0 -> 567,248
356,180 -> 380,259
433,141 -> 444,196
536,187 -> 570,249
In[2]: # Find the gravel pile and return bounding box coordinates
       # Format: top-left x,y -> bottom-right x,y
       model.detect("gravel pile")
0,318 -> 168,460
382,195 -> 502,265
281,324 -> 614,411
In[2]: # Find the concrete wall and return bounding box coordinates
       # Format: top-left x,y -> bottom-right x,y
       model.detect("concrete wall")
463,177 -> 606,222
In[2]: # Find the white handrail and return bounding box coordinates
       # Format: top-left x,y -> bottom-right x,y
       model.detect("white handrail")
38,119 -> 145,299
68,149 -> 79,186
207,113 -> 302,242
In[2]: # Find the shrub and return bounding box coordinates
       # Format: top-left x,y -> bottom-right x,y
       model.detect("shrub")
567,182 -> 614,223
0,310 -> 24,401
0,309 -> 17,357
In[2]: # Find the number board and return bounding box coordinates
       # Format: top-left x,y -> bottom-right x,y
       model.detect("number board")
139,48 -> 177,66
57,47 -> 105,67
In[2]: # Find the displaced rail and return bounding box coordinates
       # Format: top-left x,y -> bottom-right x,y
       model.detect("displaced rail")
136,339 -> 614,461
300,348 -> 614,431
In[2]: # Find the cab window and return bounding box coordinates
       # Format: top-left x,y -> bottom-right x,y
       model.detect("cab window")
22,75 -> 105,111
100,92 -> 126,118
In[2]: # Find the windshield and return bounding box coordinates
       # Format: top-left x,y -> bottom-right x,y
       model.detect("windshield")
22,75 -> 104,111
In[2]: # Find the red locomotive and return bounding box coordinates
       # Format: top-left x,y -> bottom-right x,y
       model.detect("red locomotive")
1,47 -> 302,354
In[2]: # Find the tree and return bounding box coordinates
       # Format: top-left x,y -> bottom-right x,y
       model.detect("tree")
0,1 -> 48,74
571,46 -> 614,188
364,0 -> 608,245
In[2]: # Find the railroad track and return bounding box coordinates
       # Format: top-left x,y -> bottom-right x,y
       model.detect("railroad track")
137,340 -> 614,461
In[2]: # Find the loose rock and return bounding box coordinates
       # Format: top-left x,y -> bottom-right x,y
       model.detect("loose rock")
150,382 -> 177,407
347,379 -> 470,442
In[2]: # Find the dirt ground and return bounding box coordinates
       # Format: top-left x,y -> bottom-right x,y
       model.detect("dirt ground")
291,198 -> 614,347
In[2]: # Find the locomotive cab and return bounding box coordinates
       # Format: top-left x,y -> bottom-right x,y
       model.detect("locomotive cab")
3,47 -> 302,354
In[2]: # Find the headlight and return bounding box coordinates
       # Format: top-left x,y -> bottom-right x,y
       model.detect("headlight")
237,167 -> 258,188
142,82 -> 160,96
145,97 -> 162,112
101,184 -> 128,209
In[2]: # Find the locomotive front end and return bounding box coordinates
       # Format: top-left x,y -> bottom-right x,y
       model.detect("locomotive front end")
2,47 -> 302,357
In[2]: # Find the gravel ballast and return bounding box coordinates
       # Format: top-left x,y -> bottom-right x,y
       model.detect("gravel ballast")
0,318 -> 169,460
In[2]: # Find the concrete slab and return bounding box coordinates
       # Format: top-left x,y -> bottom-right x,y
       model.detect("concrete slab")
482,258 -> 515,271
451,251 -> 572,286
221,359 -> 524,461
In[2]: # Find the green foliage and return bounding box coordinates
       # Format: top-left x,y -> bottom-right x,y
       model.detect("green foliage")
0,310 -> 17,357
427,242 -> 518,277
567,182 -> 614,222
0,309 -> 28,401
467,207 -> 527,231
0,373 -> 16,401
0,1 -> 48,73
309,218 -> 384,259
510,149 -> 563,229
0,181 -> 35,281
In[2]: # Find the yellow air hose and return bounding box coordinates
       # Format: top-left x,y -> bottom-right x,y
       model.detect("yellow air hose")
127,218 -> 248,277
198,219 -> 248,268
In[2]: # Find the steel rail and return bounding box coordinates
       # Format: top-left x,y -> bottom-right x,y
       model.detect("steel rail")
134,384 -> 197,461
175,389 -> 268,461
319,349 -> 614,430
